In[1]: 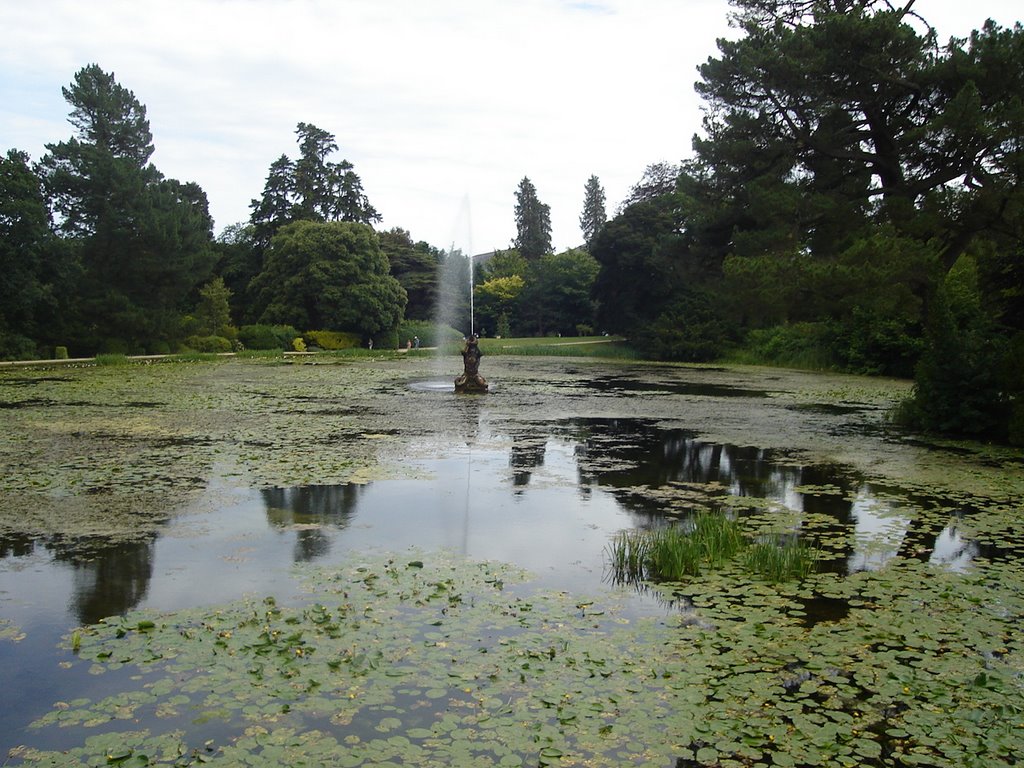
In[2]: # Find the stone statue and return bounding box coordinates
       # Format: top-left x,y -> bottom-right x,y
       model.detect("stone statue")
455,335 -> 488,393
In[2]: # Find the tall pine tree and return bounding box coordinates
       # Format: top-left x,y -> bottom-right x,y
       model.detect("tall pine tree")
513,176 -> 552,260
579,175 -> 607,250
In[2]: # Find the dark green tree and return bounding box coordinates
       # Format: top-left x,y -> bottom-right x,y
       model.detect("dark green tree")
250,123 -> 380,247
696,3 -> 1024,270
212,223 -> 262,324
518,249 -> 600,336
616,163 -> 681,213
579,175 -> 607,250
249,221 -> 406,337
513,177 -> 552,260
591,194 -> 688,335
39,64 -> 215,353
194,276 -> 233,337
694,1 -> 1024,433
0,150 -> 56,358
377,228 -> 443,321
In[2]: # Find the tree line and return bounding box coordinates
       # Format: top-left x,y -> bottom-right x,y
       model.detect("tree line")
2,0 -> 1022,444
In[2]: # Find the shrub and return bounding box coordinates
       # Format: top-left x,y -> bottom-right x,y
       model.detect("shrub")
184,335 -> 233,353
634,291 -> 731,362
54,346 -> 69,360
292,337 -> 307,352
740,323 -> 837,370
238,324 -> 300,350
898,259 -> 1011,440
95,353 -> 130,366
304,330 -> 361,350
0,332 -> 38,361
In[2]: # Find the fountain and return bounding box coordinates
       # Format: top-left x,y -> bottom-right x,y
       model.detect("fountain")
421,196 -> 488,394
454,334 -> 488,393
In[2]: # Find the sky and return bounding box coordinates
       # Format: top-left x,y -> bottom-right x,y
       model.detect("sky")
1,1 -> 1021,255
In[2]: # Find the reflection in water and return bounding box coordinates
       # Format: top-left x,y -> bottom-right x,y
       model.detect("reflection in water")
0,419 -> 986,640
262,484 -> 363,562
65,540 -> 155,624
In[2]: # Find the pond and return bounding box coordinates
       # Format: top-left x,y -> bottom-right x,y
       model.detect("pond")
1,356 -> 1022,766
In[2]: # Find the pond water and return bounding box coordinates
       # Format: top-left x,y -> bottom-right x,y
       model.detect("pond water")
1,357 -> 1021,765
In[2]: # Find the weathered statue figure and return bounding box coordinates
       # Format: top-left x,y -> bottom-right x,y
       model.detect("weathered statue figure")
455,335 -> 488,393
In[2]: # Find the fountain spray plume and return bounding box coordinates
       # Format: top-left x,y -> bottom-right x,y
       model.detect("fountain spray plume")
431,196 -> 474,366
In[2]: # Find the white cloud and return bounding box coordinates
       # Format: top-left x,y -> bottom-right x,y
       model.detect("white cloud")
1,0 -> 1020,253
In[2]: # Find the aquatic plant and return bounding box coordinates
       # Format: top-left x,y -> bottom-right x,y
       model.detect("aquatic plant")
743,539 -> 818,583
606,512 -> 748,583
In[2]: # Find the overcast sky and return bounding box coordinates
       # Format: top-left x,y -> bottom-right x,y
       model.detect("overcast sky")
1,1 -> 1020,254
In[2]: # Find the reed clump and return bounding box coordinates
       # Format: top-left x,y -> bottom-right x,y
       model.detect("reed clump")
606,512 -> 816,584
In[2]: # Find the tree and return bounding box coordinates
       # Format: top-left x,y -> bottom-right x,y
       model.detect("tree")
0,150 -> 52,358
377,228 -> 443,321
513,177 -> 552,260
519,249 -> 600,336
248,221 -> 406,337
579,175 -> 607,250
616,162 -> 682,215
591,195 -> 688,335
693,2 -> 1024,434
250,123 -> 380,246
212,223 -> 262,324
474,275 -> 525,337
695,4 -> 1024,270
195,276 -> 233,337
39,64 -> 215,353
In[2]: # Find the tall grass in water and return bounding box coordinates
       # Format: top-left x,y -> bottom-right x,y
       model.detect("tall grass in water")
606,512 -> 744,583
743,540 -> 818,583
607,513 -> 817,584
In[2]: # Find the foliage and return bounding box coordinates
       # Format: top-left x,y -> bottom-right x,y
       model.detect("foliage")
195,276 -> 234,337
518,249 -> 600,337
743,539 -> 818,583
378,228 -> 442,321
634,289 -> 731,363
615,162 -> 681,213
607,512 -> 809,584
249,122 -> 380,247
897,257 -> 1012,438
0,149 -> 53,357
249,221 -> 406,337
211,223 -> 262,324
238,324 -> 300,351
38,65 -> 215,354
513,176 -> 552,260
591,195 -> 688,335
579,174 -> 606,249
94,353 -> 130,366
474,275 -> 525,337
183,334 -> 233,353
303,329 -> 361,350
396,319 -> 461,349
735,323 -> 838,370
